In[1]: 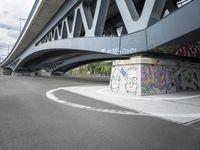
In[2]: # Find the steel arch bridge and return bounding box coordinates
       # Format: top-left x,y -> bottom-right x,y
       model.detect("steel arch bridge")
1,0 -> 200,74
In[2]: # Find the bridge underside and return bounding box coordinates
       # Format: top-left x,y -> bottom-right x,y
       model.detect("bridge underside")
16,49 -> 128,73
6,0 -> 199,73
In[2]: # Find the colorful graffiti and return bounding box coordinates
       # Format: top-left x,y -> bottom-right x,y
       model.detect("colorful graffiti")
174,67 -> 200,91
141,65 -> 176,95
175,42 -> 200,58
141,64 -> 200,95
153,41 -> 200,59
110,57 -> 200,95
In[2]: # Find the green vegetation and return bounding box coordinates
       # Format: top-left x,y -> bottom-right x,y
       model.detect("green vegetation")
68,61 -> 113,76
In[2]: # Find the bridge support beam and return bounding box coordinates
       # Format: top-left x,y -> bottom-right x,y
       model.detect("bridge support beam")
110,56 -> 200,96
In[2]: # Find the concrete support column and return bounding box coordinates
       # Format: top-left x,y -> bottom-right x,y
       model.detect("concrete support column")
10,70 -> 51,76
110,56 -> 200,96
0,68 -> 12,75
30,70 -> 51,76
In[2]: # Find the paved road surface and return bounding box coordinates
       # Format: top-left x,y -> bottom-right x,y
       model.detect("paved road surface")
0,75 -> 199,150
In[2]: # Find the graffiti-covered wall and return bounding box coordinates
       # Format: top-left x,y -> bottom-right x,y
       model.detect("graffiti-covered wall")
141,64 -> 176,95
110,65 -> 141,95
110,56 -> 200,95
153,41 -> 200,59
175,42 -> 200,58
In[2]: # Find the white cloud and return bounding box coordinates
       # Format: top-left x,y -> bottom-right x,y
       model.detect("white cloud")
0,0 -> 35,58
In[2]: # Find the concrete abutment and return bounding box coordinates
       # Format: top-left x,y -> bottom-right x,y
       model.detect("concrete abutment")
110,56 -> 200,96
0,67 -> 13,75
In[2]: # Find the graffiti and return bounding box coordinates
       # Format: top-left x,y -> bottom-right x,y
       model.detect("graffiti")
120,48 -> 137,54
141,65 -> 176,95
125,67 -> 138,94
175,42 -> 200,58
120,67 -> 128,77
110,57 -> 200,96
100,47 -> 137,55
110,66 -> 138,95
141,64 -> 200,95
100,48 -> 119,55
153,42 -> 200,59
174,67 -> 200,91
110,68 -> 121,92
125,77 -> 138,94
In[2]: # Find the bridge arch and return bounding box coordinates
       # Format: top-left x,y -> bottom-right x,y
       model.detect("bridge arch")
13,40 -> 128,73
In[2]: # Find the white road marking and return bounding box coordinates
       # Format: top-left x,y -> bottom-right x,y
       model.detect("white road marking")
46,87 -> 140,115
46,87 -> 200,125
149,113 -> 200,118
184,118 -> 200,126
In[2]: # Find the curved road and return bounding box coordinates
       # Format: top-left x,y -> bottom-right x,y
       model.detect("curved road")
0,75 -> 199,150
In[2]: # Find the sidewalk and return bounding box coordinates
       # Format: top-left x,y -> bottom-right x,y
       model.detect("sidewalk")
64,85 -> 200,124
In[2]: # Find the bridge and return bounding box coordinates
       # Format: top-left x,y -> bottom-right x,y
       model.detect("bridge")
0,0 -> 200,95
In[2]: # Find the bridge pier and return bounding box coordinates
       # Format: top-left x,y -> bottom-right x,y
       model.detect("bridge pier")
31,70 -> 51,77
110,56 -> 200,96
0,68 -> 13,75
10,70 -> 51,76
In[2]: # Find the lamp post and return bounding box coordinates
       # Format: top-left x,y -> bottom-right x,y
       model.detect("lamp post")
7,45 -> 10,54
19,17 -> 26,33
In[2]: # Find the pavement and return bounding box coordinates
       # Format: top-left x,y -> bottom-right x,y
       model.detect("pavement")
0,75 -> 200,150
61,86 -> 200,124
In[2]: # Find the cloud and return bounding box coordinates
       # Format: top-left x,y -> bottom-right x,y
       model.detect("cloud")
0,42 -> 9,47
7,30 -> 19,39
0,23 -> 18,31
0,0 -> 35,58
0,42 -> 10,56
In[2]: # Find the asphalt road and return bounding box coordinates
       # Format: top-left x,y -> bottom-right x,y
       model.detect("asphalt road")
0,75 -> 199,150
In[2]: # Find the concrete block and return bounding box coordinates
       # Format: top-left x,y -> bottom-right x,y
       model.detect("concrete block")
110,56 -> 200,95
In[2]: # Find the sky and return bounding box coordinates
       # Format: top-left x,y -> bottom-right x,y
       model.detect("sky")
0,0 -> 35,60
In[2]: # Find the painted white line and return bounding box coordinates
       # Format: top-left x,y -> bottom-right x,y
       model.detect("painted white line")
97,88 -> 200,100
46,87 -> 200,123
46,87 -> 140,115
185,118 -> 200,126
150,113 -> 200,118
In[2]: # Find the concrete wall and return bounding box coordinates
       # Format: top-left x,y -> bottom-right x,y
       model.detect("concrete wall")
110,64 -> 141,95
0,67 -> 3,75
110,56 -> 200,95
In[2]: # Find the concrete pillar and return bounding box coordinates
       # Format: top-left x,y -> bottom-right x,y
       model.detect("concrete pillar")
109,56 -> 200,95
0,68 -> 12,75
0,67 -> 3,75
30,70 -> 51,76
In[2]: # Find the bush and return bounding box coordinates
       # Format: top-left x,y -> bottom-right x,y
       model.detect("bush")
68,61 -> 112,76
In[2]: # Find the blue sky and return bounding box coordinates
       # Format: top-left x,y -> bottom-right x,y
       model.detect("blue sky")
0,0 -> 35,58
